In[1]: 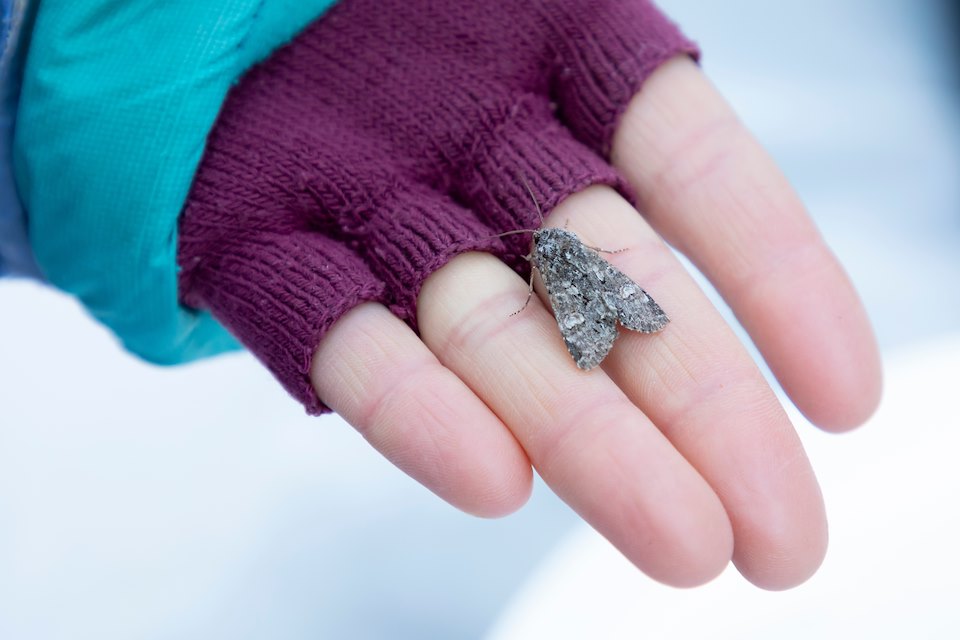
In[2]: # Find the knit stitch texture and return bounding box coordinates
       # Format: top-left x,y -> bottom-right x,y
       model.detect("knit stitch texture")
179,0 -> 697,413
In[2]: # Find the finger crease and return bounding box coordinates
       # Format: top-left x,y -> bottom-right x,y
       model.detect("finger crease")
531,393 -> 635,477
439,289 -> 548,359
643,115 -> 741,216
728,235 -> 830,302
356,356 -> 443,433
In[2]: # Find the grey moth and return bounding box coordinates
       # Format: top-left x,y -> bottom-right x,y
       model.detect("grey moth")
529,227 -> 669,369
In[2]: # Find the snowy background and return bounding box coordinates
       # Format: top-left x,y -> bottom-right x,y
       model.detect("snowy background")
2,1 -> 959,638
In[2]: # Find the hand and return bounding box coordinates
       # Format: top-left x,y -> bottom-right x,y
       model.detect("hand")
309,57 -> 882,590
177,0 -> 882,589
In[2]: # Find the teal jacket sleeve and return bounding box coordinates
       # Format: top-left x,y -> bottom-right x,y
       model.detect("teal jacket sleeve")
0,0 -> 41,278
12,0 -> 339,364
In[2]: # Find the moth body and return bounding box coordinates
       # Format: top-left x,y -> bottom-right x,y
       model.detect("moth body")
531,227 -> 668,369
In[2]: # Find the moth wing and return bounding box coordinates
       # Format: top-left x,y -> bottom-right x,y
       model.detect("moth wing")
601,264 -> 670,333
536,230 -> 620,370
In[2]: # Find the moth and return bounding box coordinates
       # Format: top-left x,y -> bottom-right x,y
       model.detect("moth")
504,182 -> 669,369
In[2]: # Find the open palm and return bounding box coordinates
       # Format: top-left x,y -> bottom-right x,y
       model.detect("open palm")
309,57 -> 882,590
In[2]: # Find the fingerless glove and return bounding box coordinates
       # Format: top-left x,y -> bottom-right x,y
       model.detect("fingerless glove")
178,0 -> 697,413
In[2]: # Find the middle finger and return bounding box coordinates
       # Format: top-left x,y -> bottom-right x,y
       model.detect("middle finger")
548,185 -> 828,590
417,251 -> 732,587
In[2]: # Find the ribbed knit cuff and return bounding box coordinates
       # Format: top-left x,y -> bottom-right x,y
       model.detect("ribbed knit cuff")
359,187 -> 507,330
546,0 -> 700,155
179,231 -> 387,414
447,97 -> 633,270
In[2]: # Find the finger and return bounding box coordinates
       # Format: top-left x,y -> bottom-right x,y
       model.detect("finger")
417,253 -> 733,587
311,302 -> 532,518
611,56 -> 882,432
548,185 -> 827,590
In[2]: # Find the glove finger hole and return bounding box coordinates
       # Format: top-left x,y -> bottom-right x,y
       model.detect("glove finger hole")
543,0 -> 698,155
354,185 -> 505,328
447,100 -> 631,265
177,229 -> 388,414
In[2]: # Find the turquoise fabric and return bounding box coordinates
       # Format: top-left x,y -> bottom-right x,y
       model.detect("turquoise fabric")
0,0 -> 41,278
13,0 -> 339,363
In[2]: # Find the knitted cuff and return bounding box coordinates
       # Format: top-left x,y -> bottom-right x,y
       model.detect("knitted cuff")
358,187 -> 507,330
178,0 -> 697,414
179,228 -> 388,414
445,96 -> 634,270
545,1 -> 700,154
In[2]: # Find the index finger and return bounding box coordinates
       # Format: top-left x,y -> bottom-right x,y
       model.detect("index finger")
611,57 -> 882,432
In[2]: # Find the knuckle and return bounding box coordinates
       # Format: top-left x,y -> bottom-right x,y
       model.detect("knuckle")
532,394 -> 636,477
651,115 -> 744,205
439,288 -> 545,359
355,357 -> 440,434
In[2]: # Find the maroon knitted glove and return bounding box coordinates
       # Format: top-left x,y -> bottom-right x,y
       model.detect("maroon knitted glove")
178,0 -> 697,413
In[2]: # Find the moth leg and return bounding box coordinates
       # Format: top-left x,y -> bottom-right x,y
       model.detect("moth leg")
584,243 -> 628,255
510,264 -> 538,316
563,219 -> 625,254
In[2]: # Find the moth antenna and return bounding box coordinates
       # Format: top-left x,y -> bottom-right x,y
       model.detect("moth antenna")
483,228 -> 536,241
519,175 -> 545,226
484,174 -> 543,241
